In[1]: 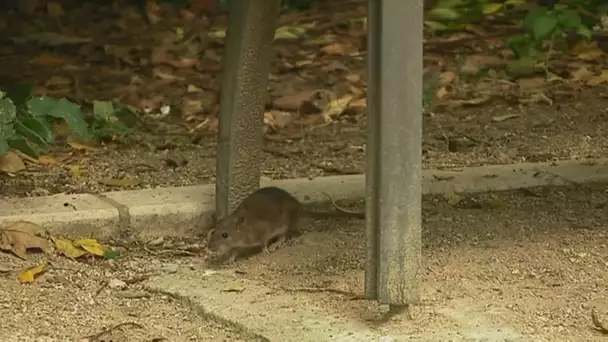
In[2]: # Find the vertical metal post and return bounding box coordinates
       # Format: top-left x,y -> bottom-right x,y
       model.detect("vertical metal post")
364,0 -> 424,305
215,0 -> 282,217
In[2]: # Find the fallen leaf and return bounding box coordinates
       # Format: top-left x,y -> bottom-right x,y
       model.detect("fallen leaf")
0,221 -> 52,260
274,25 -> 309,40
67,138 -> 100,151
166,58 -> 198,69
99,178 -> 141,187
321,43 -> 346,56
0,151 -> 26,173
52,236 -> 87,259
443,188 -> 461,206
322,95 -> 353,122
348,98 -> 366,110
9,33 -> 92,46
517,77 -> 546,91
439,71 -> 459,86
264,111 -> 294,133
46,2 -> 64,17
38,155 -> 58,165
587,70 -> 608,86
18,262 -> 47,283
571,66 -> 595,82
29,53 -> 70,67
73,238 -> 105,257
273,91 -> 315,111
70,165 -> 83,179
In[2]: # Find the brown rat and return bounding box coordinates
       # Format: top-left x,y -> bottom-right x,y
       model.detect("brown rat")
207,186 -> 364,263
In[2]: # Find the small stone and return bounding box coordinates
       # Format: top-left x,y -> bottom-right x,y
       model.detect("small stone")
108,278 -> 127,290
162,263 -> 179,274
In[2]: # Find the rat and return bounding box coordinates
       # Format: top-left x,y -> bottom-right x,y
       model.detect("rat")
207,186 -> 364,263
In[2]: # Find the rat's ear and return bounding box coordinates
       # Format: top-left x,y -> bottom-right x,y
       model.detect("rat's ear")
235,216 -> 245,226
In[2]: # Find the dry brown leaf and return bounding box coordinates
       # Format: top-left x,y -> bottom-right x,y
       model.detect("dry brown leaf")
273,91 -> 315,111
0,151 -> 26,173
264,111 -> 294,133
348,98 -> 366,110
439,71 -> 459,86
571,66 -> 595,82
29,53 -> 70,67
0,221 -> 52,260
436,86 -> 449,100
321,43 -> 346,56
587,70 -> 608,86
460,55 -> 503,74
517,77 -> 546,91
38,155 -> 58,165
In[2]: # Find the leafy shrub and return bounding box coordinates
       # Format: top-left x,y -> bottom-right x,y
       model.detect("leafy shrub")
0,85 -> 129,158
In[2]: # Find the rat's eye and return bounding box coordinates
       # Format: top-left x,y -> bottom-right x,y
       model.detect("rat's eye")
221,232 -> 228,238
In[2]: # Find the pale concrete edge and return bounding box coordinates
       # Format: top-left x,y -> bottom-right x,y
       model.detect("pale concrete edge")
1,158 -> 607,240
145,287 -> 270,342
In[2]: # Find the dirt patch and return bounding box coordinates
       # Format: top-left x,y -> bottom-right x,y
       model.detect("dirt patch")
2,184 -> 607,340
208,183 -> 608,340
0,248 -> 257,341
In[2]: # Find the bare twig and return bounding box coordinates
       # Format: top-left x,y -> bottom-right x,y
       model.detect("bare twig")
82,322 -> 144,341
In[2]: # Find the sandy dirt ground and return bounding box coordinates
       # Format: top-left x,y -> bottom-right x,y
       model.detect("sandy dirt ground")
1,183 -> 607,340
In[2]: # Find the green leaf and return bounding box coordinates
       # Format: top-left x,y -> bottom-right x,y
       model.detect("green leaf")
0,98 -> 17,155
532,13 -> 558,40
5,83 -> 32,106
28,96 -> 58,117
424,20 -> 450,31
557,9 -> 582,29
47,98 -> 91,141
577,25 -> 592,40
523,7 -> 550,31
428,7 -> 461,20
8,136 -> 40,158
14,117 -> 53,147
92,100 -> 115,122
103,249 -> 120,260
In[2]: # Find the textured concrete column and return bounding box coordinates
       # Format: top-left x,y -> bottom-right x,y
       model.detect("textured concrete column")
364,0 -> 424,305
215,0 -> 282,217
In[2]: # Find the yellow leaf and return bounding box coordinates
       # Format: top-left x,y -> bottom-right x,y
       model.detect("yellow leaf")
67,139 -> 100,151
443,188 -> 461,206
73,238 -> 105,257
322,95 -> 353,122
70,165 -> 83,179
46,2 -> 65,17
483,3 -> 503,15
51,237 -> 87,259
19,262 -> 47,283
38,155 -> 58,165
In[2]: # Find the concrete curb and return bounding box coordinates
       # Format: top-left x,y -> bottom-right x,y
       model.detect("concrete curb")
1,158 -> 607,239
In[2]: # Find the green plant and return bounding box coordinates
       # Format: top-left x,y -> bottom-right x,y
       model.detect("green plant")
0,84 -> 129,158
426,0 -> 607,70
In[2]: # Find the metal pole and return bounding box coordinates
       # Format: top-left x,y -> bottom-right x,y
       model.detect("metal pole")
215,0 -> 282,217
364,0 -> 424,305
